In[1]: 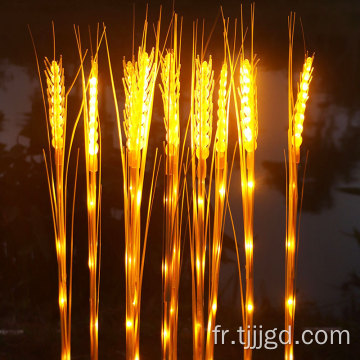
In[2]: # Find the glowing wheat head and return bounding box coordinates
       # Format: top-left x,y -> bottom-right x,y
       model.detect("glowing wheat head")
44,54 -> 70,360
194,56 -> 214,162
85,58 -> 100,360
160,51 -> 180,157
215,63 -> 228,156
204,60 -> 229,360
237,40 -> 258,360
239,59 -> 257,153
293,56 -> 314,150
45,57 -> 66,152
120,25 -> 159,359
123,48 -> 155,164
88,60 -> 99,158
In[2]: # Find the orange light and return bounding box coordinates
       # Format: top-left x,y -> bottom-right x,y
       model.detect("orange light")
239,59 -> 257,152
293,56 -> 314,151
215,63 -> 228,154
88,61 -> 99,157
194,56 -> 214,160
212,302 -> 217,312
45,58 -> 65,150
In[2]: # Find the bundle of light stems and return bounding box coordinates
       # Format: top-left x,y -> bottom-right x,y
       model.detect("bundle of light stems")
106,15 -> 161,360
190,27 -> 214,358
238,54 -> 258,360
44,55 -> 72,360
36,8 -> 317,360
159,13 -> 183,360
84,58 -> 101,360
285,13 -> 314,360
205,59 -> 230,360
74,26 -> 103,359
226,5 -> 258,359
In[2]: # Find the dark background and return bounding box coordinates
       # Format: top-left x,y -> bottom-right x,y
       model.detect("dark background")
1,0 -> 360,358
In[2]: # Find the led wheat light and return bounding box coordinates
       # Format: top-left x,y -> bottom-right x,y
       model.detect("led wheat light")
46,59 -> 66,153
73,26 -> 104,359
87,60 -> 100,360
285,14 -> 314,360
159,13 -> 182,360
123,44 -> 157,360
205,61 -> 229,360
190,25 -> 214,357
293,57 -> 313,162
238,54 -> 257,360
85,59 -> 101,360
44,56 -> 72,360
105,15 -> 161,360
226,6 -> 258,359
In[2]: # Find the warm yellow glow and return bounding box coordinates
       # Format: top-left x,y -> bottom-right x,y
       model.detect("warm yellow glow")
286,24 -> 313,360
45,58 -> 65,150
212,302 -> 217,313
219,185 -> 225,197
62,352 -> 70,360
215,63 -> 228,154
88,62 -> 99,157
120,21 -> 160,360
160,51 -> 180,156
198,197 -> 204,206
59,294 -> 66,308
56,241 -> 61,255
45,56 -> 70,360
163,327 -> 169,341
293,56 -> 313,149
191,39 -> 220,360
196,258 -> 200,271
89,77 -> 97,87
137,189 -> 142,205
123,49 -> 155,153
239,59 -> 257,152
247,303 -> 254,312
86,59 -> 100,360
245,241 -> 253,252
287,297 -> 295,307
247,180 -> 254,189
287,238 -> 295,250
194,56 -> 214,160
